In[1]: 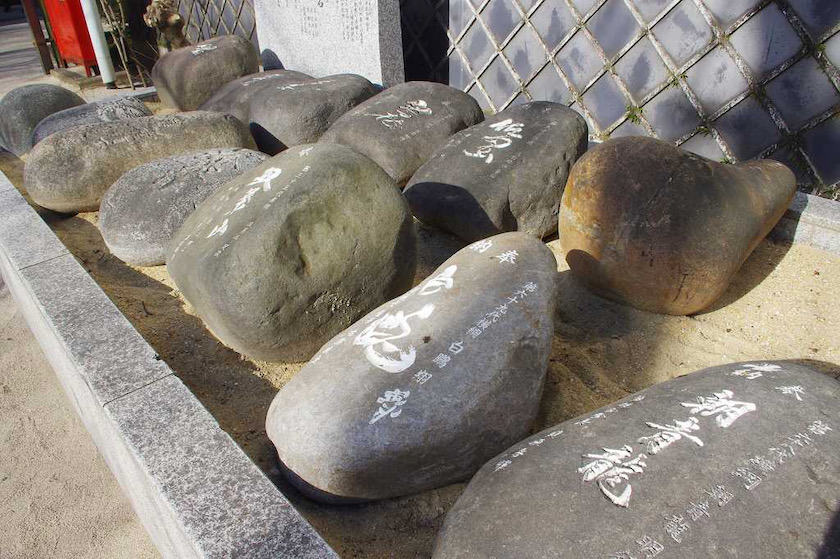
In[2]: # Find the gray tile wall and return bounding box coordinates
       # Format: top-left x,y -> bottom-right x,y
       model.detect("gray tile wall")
400,0 -> 840,197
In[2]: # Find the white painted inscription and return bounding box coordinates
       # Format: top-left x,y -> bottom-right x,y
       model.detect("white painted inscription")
369,389 -> 410,425
463,119 -> 525,164
367,99 -> 433,129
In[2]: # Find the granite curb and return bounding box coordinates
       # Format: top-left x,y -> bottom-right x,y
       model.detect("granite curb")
0,164 -> 837,557
0,176 -> 336,558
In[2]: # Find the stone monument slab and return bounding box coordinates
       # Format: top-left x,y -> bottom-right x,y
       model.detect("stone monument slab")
253,0 -> 404,86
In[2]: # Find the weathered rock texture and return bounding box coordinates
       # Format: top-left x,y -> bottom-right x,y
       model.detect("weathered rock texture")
405,102 -> 588,243
0,84 -> 85,156
24,111 -> 256,213
434,360 -> 840,559
32,96 -> 152,146
319,81 -> 484,186
559,137 -> 796,315
267,233 -> 559,503
99,148 -> 268,266
167,143 -> 416,362
152,35 -> 259,110
202,72 -> 379,155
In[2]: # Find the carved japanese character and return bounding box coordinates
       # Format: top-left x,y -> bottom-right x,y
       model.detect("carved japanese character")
413,370 -> 432,385
686,500 -> 710,521
354,304 -> 435,373
579,446 -> 647,508
495,250 -> 518,264
369,389 -> 410,425
732,467 -> 762,490
432,353 -> 451,368
681,389 -> 756,428
729,363 -> 781,379
704,485 -> 734,507
419,265 -> 457,296
809,420 -> 833,436
775,385 -> 805,401
637,417 -> 703,455
469,239 -> 493,253
663,514 -> 688,543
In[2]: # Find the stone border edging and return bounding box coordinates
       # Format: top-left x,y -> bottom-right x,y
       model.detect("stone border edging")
0,177 -> 337,559
0,166 -> 838,558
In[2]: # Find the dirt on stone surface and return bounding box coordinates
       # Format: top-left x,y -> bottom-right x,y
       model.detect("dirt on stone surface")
3,150 -> 840,558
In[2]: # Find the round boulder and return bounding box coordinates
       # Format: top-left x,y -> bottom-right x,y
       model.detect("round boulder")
32,96 -> 152,146
267,233 -> 559,503
24,111 -> 256,213
435,360 -> 840,558
99,148 -> 269,266
199,69 -> 315,123
202,72 -> 379,155
405,102 -> 588,243
0,84 -> 85,156
319,81 -> 484,187
559,137 -> 796,315
152,35 -> 260,110
167,143 -> 417,362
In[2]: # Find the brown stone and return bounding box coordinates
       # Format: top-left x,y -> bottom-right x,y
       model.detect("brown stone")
559,137 -> 796,315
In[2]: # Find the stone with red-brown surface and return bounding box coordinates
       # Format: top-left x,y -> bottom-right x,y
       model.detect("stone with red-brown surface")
559,137 -> 796,315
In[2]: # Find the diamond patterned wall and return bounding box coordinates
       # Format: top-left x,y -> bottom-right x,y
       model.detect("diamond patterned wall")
176,0 -> 260,51
400,0 -> 840,197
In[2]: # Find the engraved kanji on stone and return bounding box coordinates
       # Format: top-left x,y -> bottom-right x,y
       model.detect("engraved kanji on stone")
704,484 -> 734,507
730,363 -> 781,379
768,446 -> 792,464
775,385 -> 805,401
686,500 -> 710,521
579,446 -> 648,508
749,455 -> 776,475
637,417 -> 703,455
207,218 -> 229,238
247,167 -> 282,191
732,467 -> 762,490
469,239 -> 493,253
467,327 -> 482,339
495,250 -> 518,264
529,438 -> 545,446
369,389 -> 410,425
477,317 -> 492,330
413,370 -> 432,385
548,430 -> 564,438
511,448 -> 527,458
432,353 -> 451,368
789,432 -> 812,447
449,341 -> 464,354
494,459 -> 512,472
663,514 -> 688,543
636,535 -> 664,558
523,282 -> 538,292
809,420 -> 833,436
681,389 -> 756,428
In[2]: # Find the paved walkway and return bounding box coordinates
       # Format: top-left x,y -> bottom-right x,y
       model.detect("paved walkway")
0,280 -> 158,558
0,6 -> 48,97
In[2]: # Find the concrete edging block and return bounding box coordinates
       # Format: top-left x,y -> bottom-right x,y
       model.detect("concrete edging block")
0,178 -> 336,558
0,166 -> 837,558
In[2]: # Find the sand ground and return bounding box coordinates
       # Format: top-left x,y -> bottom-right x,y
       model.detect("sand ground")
0,279 -> 159,558
3,147 -> 840,557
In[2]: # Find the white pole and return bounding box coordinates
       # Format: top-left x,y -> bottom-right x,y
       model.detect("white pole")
79,0 -> 117,87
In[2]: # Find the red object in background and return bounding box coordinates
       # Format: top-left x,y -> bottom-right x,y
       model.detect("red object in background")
42,0 -> 97,76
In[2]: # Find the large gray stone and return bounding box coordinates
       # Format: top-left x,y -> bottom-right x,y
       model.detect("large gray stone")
266,232 -> 558,503
152,36 -> 260,110
319,81 -> 485,187
202,72 -> 379,155
560,137 -> 796,315
24,111 -> 256,214
434,360 -> 840,558
0,84 -> 84,156
405,102 -> 588,243
99,148 -> 268,266
252,0 -> 404,86
32,96 -> 152,146
199,69 -> 315,122
167,143 -> 416,362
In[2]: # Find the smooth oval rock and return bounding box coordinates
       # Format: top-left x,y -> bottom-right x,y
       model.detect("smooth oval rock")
266,232 -> 559,503
559,137 -> 796,315
319,81 -> 484,187
24,111 -> 256,213
167,143 -> 417,362
405,102 -> 588,243
32,96 -> 152,146
0,84 -> 84,156
434,360 -> 840,558
152,36 -> 259,110
202,72 -> 378,155
199,69 -> 315,122
99,148 -> 269,266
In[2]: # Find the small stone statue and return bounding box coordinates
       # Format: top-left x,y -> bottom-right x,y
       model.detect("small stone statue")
143,0 -> 190,53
